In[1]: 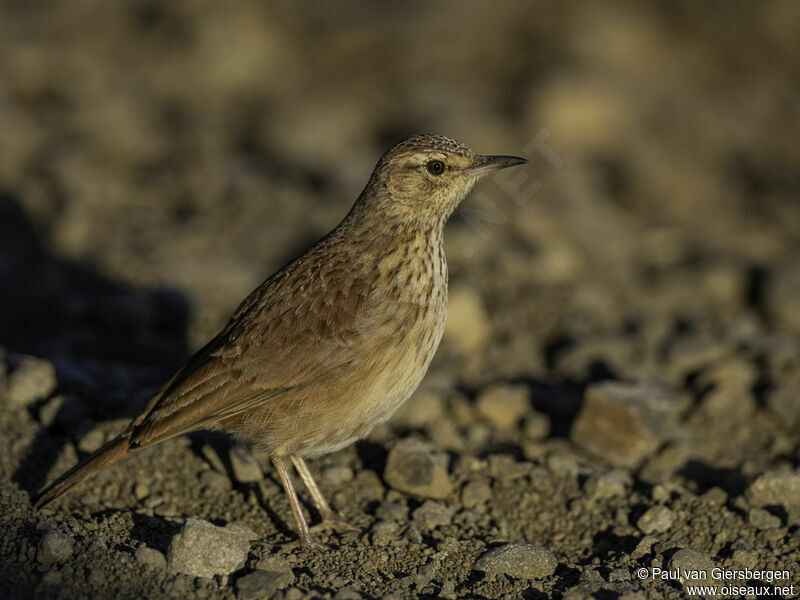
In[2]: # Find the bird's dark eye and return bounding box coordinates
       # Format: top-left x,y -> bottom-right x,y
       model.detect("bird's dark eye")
426,160 -> 445,176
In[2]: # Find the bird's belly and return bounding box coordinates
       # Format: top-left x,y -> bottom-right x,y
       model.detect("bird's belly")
298,327 -> 443,457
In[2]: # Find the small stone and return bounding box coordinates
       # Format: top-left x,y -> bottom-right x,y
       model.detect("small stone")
200,469 -> 232,491
283,588 -> 303,600
384,439 -> 452,499
134,482 -> 150,500
78,429 -> 107,454
354,470 -> 385,502
323,466 -> 354,485
254,555 -> 293,574
488,454 -> 530,480
746,470 -> 800,507
229,446 -> 262,483
584,470 -> 630,500
636,506 -> 674,534
413,500 -> 454,529
731,547 -> 759,569
201,444 -> 227,473
374,501 -> 407,522
167,518 -> 254,578
608,567 -> 630,582
37,531 -> 74,565
630,536 -> 657,560
699,487 -> 728,506
135,546 -> 167,570
461,480 -> 492,508
667,549 -> 717,588
38,395 -> 63,427
570,381 -> 679,468
236,569 -> 295,600
439,579 -> 457,600
523,412 -> 550,440
475,543 -> 557,580
748,508 -> 781,530
333,588 -> 361,600
7,356 -> 57,409
444,287 -> 490,354
404,524 -> 423,544
390,388 -> 445,429
370,520 -> 399,546
475,384 -> 530,429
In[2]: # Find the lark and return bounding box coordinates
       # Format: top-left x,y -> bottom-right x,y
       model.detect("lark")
32,134 -> 527,547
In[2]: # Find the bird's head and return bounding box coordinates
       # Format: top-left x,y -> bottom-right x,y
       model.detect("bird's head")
359,134 -> 527,229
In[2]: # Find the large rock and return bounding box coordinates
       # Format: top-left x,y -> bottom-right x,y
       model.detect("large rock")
384,438 -> 452,499
475,543 -> 557,580
570,381 -> 679,468
167,519 -> 254,579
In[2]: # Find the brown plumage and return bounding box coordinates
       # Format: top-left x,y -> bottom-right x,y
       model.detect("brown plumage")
32,134 -> 527,547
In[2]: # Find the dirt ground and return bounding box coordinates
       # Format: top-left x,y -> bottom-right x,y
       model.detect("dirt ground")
1,1 -> 799,599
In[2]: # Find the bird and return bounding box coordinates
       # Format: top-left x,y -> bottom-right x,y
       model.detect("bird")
32,134 -> 527,548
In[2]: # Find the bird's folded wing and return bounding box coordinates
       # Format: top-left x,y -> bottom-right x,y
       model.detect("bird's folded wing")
128,273 -> 378,448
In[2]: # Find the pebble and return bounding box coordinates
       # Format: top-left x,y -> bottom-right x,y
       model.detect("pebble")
570,381 -> 679,468
37,395 -> 63,427
474,543 -> 557,580
374,501 -> 407,522
236,569 -> 295,600
413,500 -> 454,529
370,520 -> 399,546
731,547 -> 759,569
523,412 -> 551,440
748,507 -> 781,530
133,482 -> 150,501
488,454 -> 530,480
584,470 -> 630,500
229,446 -> 262,483
443,287 -> 490,354
746,469 -> 800,507
630,536 -> 657,560
390,388 -> 445,429
199,469 -> 232,491
167,518 -> 254,578
135,546 -> 167,569
461,480 -> 492,508
636,506 -> 674,534
333,588 -> 362,600
78,428 -> 107,453
323,466 -> 354,485
667,549 -> 717,588
384,438 -> 452,499
475,384 -> 530,429
7,356 -> 57,409
37,531 -> 74,565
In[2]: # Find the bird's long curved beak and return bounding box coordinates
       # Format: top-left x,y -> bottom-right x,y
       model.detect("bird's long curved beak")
468,154 -> 528,177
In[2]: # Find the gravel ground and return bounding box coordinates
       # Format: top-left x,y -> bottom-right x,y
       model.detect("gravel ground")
1,1 -> 799,599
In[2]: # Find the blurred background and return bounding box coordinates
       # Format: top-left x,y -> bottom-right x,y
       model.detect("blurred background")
1,1 -> 799,597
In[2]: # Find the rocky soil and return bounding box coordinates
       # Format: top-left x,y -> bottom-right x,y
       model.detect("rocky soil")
1,1 -> 799,599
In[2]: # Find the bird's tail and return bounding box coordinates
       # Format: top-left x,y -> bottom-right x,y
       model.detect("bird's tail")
32,435 -> 132,509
